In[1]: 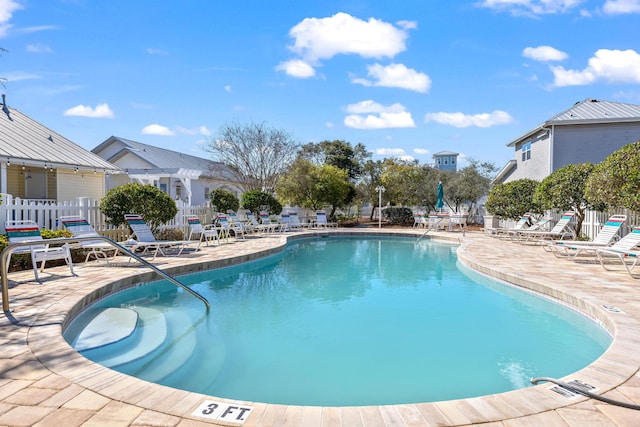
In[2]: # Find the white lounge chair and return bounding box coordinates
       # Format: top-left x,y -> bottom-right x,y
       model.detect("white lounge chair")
246,211 -> 275,234
5,220 -> 75,281
595,226 -> 640,276
186,215 -> 221,247
544,214 -> 627,258
216,213 -> 245,240
315,211 -> 337,228
60,216 -> 119,263
124,214 -> 191,258
515,212 -> 576,243
259,212 -> 281,233
288,211 -> 311,229
486,213 -> 534,238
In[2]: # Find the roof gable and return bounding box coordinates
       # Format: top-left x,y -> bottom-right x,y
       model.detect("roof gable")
0,103 -> 118,171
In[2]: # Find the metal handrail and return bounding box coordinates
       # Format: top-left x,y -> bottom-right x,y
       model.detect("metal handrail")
1,236 -> 210,313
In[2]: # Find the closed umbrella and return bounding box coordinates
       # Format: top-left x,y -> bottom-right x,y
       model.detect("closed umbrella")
436,181 -> 444,211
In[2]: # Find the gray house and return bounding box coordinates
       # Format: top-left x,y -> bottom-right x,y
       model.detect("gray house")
494,98 -> 640,184
92,136 -> 241,206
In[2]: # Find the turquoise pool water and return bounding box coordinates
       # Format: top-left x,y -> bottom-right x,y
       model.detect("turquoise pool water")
64,237 -> 611,406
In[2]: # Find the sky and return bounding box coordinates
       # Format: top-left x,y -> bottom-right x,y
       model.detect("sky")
1,0 -> 639,171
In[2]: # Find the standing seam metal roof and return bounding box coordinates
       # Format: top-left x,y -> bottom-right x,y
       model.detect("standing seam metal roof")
0,104 -> 118,170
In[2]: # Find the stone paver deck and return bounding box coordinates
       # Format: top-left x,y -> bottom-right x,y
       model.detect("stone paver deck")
1,229 -> 640,426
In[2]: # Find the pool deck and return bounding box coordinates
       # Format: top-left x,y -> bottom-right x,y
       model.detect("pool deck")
1,229 -> 640,426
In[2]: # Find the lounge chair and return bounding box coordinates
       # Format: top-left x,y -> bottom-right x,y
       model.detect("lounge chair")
543,214 -> 627,258
486,213 -> 534,238
216,213 -> 245,240
259,212 -> 281,232
60,216 -> 120,263
505,216 -> 553,241
5,220 -> 75,281
515,212 -> 576,243
288,211 -> 311,229
315,211 -> 337,228
595,226 -> 640,276
227,210 -> 253,234
124,214 -> 191,258
245,211 -> 274,234
186,215 -> 221,247
413,212 -> 427,228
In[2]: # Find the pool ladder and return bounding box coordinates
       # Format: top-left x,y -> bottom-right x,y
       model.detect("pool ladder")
1,236 -> 210,314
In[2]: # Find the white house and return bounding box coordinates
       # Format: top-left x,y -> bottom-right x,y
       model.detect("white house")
0,98 -> 119,202
494,98 -> 640,184
92,136 -> 241,206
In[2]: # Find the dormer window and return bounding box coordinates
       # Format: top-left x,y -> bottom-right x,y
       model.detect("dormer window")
522,141 -> 531,161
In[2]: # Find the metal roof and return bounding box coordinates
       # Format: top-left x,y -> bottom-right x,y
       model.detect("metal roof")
0,103 -> 119,171
432,151 -> 459,156
93,136 -> 235,179
507,98 -> 640,147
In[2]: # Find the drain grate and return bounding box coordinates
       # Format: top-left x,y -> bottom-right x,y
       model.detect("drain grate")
601,304 -> 624,313
549,379 -> 597,399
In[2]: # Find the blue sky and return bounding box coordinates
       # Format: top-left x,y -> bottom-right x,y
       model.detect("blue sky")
1,0 -> 639,171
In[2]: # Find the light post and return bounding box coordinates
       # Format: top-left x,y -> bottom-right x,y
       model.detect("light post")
375,186 -> 386,228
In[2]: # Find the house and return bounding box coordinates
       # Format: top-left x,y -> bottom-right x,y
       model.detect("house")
494,98 -> 640,184
433,151 -> 459,172
92,136 -> 241,206
0,98 -> 120,202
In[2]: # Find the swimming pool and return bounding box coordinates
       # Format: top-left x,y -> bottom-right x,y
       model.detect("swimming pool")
63,236 -> 611,407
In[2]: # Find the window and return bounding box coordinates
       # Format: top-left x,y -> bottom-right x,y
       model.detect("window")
451,157 -> 455,164
522,141 -> 531,161
444,158 -> 448,165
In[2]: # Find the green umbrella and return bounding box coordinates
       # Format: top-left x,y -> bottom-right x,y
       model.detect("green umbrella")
436,181 -> 444,210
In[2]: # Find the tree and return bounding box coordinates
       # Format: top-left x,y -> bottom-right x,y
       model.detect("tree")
298,140 -> 370,181
205,121 -> 299,192
444,161 -> 496,213
534,163 -> 604,237
585,141 -> 640,212
100,183 -> 177,232
276,159 -> 353,217
357,159 -> 384,221
485,179 -> 543,220
241,190 -> 283,215
209,188 -> 239,213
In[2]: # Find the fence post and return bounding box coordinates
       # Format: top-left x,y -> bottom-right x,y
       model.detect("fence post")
0,193 -> 8,233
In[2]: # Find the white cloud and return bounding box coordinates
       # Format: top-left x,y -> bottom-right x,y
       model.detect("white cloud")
4,71 -> 41,81
141,124 -> 175,136
63,103 -> 114,118
275,59 -> 316,78
425,110 -> 513,128
287,12 -> 410,63
0,0 -> 22,37
344,100 -> 415,129
175,125 -> 212,136
325,121 -> 334,128
224,85 -> 232,92
522,46 -> 568,62
376,148 -> 406,156
352,63 -> 431,93
413,148 -> 430,155
146,48 -> 168,55
551,49 -> 640,86
475,0 -> 583,16
603,0 -> 640,14
26,43 -> 53,53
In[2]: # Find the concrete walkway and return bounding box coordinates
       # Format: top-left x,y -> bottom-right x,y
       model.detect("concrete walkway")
1,229 -> 639,426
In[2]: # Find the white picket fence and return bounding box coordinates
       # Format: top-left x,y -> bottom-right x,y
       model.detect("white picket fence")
0,194 -> 214,239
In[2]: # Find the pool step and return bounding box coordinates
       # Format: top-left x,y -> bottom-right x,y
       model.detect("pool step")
81,306 -> 167,367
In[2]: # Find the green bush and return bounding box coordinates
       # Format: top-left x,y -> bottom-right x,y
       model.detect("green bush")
209,188 -> 239,213
383,207 -> 414,225
241,190 -> 283,215
100,183 -> 178,232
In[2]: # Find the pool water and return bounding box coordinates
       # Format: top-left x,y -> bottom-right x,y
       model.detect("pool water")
64,237 -> 611,406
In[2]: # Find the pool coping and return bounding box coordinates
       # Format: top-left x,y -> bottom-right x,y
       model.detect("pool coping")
6,229 -> 640,426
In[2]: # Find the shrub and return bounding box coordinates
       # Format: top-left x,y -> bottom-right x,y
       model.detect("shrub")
100,183 -> 178,232
383,207 -> 414,225
209,188 -> 239,213
241,190 -> 283,215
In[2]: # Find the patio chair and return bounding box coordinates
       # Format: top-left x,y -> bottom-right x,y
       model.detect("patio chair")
246,211 -> 275,234
486,213 -> 534,238
227,210 -> 253,234
315,211 -> 337,228
544,214 -> 627,258
60,216 -> 120,263
5,220 -> 75,281
186,215 -> 221,248
288,211 -> 311,229
515,212 -> 576,244
428,212 -> 450,231
504,216 -> 552,241
259,212 -> 281,233
216,213 -> 245,240
124,214 -> 191,258
595,226 -> 640,276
